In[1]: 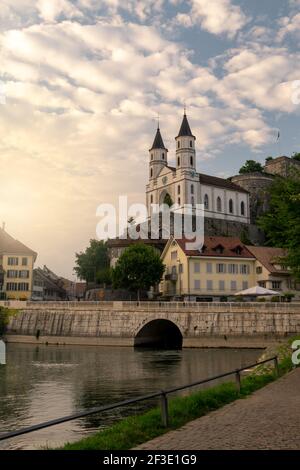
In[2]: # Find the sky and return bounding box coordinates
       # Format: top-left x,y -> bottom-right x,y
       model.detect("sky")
0,0 -> 299,279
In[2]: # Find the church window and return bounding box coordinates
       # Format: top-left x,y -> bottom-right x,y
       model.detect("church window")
150,168 -> 153,178
229,199 -> 234,214
191,184 -> 194,194
177,157 -> 180,166
241,201 -> 245,215
204,194 -> 209,209
178,197 -> 181,205
162,153 -> 165,160
178,185 -> 181,194
178,141 -> 180,149
217,196 -> 222,212
150,195 -> 153,203
151,153 -> 153,160
191,196 -> 195,207
190,140 -> 193,148
190,156 -> 193,166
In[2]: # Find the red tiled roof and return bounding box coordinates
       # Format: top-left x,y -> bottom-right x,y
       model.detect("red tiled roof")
0,227 -> 37,259
175,236 -> 255,258
246,245 -> 288,273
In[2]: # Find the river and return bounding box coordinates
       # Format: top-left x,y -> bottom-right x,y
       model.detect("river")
0,343 -> 262,450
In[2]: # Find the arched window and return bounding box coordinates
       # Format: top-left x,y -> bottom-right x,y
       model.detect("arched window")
162,153 -> 164,160
178,197 -> 181,205
229,199 -> 234,214
177,141 -> 180,149
190,140 -> 193,148
177,156 -> 180,166
150,168 -> 153,178
217,196 -> 222,212
241,201 -> 245,215
191,184 -> 194,194
204,194 -> 209,209
191,196 -> 194,207
151,153 -> 153,160
178,185 -> 181,194
190,156 -> 193,166
150,195 -> 153,203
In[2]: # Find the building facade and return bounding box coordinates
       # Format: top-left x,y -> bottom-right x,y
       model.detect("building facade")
146,113 -> 250,224
32,266 -> 67,301
0,226 -> 37,300
160,236 -> 300,301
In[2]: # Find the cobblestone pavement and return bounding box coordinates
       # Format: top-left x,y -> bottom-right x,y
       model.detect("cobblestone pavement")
136,369 -> 300,450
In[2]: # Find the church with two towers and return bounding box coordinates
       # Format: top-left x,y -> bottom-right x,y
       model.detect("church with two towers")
146,113 -> 250,225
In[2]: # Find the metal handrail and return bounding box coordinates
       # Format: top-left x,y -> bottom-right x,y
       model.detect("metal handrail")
0,355 -> 279,442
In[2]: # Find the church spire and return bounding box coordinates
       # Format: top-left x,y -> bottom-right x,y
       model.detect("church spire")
177,111 -> 194,138
150,126 -> 166,151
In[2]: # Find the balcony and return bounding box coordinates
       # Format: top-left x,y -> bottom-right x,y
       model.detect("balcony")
165,273 -> 178,281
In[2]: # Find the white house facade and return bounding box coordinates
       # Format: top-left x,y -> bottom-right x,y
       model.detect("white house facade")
146,113 -> 250,224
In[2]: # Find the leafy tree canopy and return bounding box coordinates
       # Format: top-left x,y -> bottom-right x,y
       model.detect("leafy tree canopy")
74,239 -> 110,283
258,172 -> 300,280
292,152 -> 300,162
239,160 -> 264,174
112,243 -> 165,298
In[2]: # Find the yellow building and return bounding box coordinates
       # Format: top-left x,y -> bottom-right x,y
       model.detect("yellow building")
160,236 -> 256,301
0,227 -> 37,300
246,245 -> 300,299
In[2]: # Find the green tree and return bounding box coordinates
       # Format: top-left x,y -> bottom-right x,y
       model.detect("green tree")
258,172 -> 300,280
239,160 -> 264,174
163,193 -> 173,207
112,243 -> 165,300
74,239 -> 110,284
292,152 -> 300,162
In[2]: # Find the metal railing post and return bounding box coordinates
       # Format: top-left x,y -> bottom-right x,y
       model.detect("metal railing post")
235,370 -> 241,393
274,356 -> 279,376
160,391 -> 169,427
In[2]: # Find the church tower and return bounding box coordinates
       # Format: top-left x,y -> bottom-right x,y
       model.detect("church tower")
149,126 -> 168,180
175,112 -> 196,171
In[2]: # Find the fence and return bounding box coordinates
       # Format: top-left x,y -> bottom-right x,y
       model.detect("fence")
0,355 -> 279,442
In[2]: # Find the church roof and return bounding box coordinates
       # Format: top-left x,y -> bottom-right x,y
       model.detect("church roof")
177,113 -> 194,138
199,173 -> 249,194
150,127 -> 167,150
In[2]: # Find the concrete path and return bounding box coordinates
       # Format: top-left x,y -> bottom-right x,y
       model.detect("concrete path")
136,368 -> 300,450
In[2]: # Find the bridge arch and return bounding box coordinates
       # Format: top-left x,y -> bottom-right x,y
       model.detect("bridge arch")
134,319 -> 183,349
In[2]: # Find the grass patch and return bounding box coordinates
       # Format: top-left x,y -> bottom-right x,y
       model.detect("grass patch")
0,307 -> 17,336
61,340 -> 298,450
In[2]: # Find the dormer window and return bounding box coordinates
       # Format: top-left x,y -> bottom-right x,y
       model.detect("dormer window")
232,245 -> 243,255
214,244 -> 224,254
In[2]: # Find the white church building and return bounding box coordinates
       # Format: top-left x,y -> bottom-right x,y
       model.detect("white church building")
146,113 -> 250,224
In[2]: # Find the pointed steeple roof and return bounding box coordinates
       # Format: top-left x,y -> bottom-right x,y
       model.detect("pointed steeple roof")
177,112 -> 194,138
150,127 -> 167,151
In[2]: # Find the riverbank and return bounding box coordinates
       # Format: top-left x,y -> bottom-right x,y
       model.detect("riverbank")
61,339 -> 297,450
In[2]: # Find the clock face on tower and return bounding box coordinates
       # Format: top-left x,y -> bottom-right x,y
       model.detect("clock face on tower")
190,170 -> 196,178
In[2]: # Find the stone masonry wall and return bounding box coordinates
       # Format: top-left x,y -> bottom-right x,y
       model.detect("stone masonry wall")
5,302 -> 300,348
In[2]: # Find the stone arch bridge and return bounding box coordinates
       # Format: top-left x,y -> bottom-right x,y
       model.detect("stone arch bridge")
3,300 -> 300,348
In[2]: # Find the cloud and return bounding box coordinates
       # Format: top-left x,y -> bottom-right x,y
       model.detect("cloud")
37,0 -> 83,22
176,0 -> 248,38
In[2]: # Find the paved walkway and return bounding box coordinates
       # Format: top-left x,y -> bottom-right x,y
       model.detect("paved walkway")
136,368 -> 300,450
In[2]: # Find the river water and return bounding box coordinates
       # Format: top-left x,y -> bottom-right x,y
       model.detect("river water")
0,343 -> 262,450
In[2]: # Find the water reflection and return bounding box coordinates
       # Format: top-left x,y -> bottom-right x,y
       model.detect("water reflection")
0,343 -> 262,450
